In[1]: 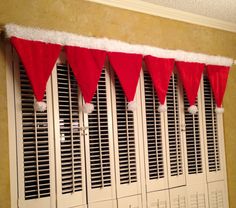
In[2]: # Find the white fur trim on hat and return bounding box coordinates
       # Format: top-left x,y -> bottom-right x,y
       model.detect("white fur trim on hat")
34,101 -> 47,112
188,105 -> 198,115
5,23 -> 233,67
127,101 -> 136,112
82,103 -> 94,114
215,107 -> 224,114
158,104 -> 167,113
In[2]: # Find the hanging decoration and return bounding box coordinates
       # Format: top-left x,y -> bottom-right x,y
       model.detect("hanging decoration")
144,56 -> 175,112
65,46 -> 107,113
5,24 -> 234,113
10,36 -> 61,111
206,65 -> 230,114
108,52 -> 143,111
176,61 -> 205,114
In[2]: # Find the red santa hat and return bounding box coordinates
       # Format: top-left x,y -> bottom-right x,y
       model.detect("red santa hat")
176,61 -> 204,114
206,65 -> 230,114
11,37 -> 61,111
144,56 -> 175,112
65,46 -> 107,113
108,52 -> 143,111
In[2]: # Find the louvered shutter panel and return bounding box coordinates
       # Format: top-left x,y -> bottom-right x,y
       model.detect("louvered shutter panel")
111,71 -> 141,199
208,181 -> 228,208
182,77 -> 208,208
165,73 -> 185,187
182,79 -> 207,183
83,68 -> 116,205
15,62 -> 55,208
202,76 -> 224,182
52,63 -> 86,208
147,190 -> 170,208
169,187 -> 188,208
140,70 -> 168,192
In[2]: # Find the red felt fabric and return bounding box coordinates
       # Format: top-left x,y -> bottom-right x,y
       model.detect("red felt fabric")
176,61 -> 204,106
206,65 -> 230,107
11,37 -> 61,101
144,56 -> 175,105
108,52 -> 143,102
65,46 -> 107,103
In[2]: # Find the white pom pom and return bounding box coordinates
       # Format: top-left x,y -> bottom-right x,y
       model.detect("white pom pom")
188,105 -> 198,115
158,104 -> 167,113
215,107 -> 224,114
34,101 -> 47,112
127,101 -> 136,112
82,103 -> 94,114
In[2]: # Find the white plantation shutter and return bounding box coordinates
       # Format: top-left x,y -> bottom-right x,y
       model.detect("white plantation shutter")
83,68 -> 116,204
182,87 -> 207,184
111,72 -> 141,198
165,73 -> 185,187
51,63 -> 86,208
181,78 -> 208,208
202,76 -> 224,182
15,63 -> 56,208
11,48 -> 229,208
140,70 -> 168,192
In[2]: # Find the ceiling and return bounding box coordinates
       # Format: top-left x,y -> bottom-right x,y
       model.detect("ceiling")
141,0 -> 236,23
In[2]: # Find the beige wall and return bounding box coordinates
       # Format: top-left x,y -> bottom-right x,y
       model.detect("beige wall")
0,1 -> 235,207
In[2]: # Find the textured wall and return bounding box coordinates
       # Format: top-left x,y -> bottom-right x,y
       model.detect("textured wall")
0,0 -> 235,207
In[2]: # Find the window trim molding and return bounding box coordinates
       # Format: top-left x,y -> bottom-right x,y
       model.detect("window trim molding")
6,43 -> 18,208
87,0 -> 236,33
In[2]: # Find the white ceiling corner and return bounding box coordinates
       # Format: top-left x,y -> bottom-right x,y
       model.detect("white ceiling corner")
87,0 -> 236,33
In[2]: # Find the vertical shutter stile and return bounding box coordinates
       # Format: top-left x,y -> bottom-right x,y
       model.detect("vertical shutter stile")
52,61 -> 87,208
15,53 -> 56,208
